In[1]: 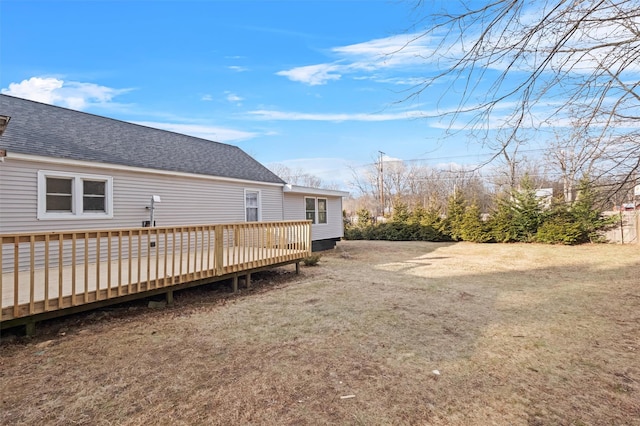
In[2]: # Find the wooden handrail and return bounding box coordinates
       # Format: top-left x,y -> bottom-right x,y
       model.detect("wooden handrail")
1,220 -> 311,322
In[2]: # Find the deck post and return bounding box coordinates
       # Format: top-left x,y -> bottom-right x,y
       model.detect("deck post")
166,290 -> 174,306
214,226 -> 224,276
245,272 -> 251,288
232,275 -> 238,293
25,320 -> 36,337
295,261 -> 300,274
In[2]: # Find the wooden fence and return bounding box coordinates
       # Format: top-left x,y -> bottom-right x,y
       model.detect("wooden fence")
602,211 -> 639,244
1,220 -> 311,322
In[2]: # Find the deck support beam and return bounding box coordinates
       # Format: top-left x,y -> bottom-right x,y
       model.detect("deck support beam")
165,290 -> 174,306
245,273 -> 251,288
295,262 -> 300,275
232,275 -> 238,293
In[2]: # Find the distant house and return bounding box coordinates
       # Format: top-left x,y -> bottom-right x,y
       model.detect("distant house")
535,188 -> 554,210
0,94 -> 347,250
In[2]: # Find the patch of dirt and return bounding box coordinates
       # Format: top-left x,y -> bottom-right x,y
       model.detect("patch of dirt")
1,241 -> 639,425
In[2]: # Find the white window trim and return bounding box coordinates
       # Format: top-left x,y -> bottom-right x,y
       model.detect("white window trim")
305,197 -> 328,225
244,189 -> 262,222
37,170 -> 114,220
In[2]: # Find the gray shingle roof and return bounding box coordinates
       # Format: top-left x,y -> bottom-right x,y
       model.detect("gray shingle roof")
0,94 -> 285,184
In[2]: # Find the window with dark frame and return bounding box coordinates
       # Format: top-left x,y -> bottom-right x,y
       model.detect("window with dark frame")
318,198 -> 327,224
82,180 -> 106,211
305,197 -> 316,224
45,177 -> 73,212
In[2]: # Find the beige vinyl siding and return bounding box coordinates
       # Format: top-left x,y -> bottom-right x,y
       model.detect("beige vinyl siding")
325,197 -> 344,239
283,193 -> 344,241
283,193 -> 304,222
0,158 -> 284,234
3,228 -> 210,274
0,160 -> 36,231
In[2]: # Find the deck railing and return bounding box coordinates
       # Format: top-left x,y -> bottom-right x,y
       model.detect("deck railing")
1,220 -> 311,322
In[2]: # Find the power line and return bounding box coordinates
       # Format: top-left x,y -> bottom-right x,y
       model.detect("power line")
346,147 -> 552,172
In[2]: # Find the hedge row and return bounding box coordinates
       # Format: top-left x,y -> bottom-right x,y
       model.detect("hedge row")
345,177 -> 616,245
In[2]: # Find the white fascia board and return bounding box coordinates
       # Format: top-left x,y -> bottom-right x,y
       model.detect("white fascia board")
283,184 -> 349,197
5,152 -> 285,188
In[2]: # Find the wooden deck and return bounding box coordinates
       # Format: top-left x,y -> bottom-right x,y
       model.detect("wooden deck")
1,221 -> 311,325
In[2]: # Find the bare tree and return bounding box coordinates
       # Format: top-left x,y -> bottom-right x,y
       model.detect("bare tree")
488,134 -> 529,193
268,163 -> 324,188
350,159 -> 493,214
546,125 -> 607,202
349,163 -> 380,203
405,0 -> 640,192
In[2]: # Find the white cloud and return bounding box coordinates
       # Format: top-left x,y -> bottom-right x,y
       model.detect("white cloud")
248,109 -> 425,122
271,155 -> 496,191
276,63 -> 342,86
228,65 -> 248,72
426,96 -> 640,132
132,121 -> 258,143
432,162 -> 475,172
1,76 -> 131,110
276,7 -> 640,88
360,76 -> 428,86
202,92 -> 244,103
268,157 -> 353,189
332,33 -> 434,69
2,77 -> 63,103
225,92 -> 244,103
276,33 -> 436,86
381,154 -> 403,163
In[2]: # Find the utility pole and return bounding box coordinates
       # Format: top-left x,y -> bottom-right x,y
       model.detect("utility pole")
378,151 -> 385,218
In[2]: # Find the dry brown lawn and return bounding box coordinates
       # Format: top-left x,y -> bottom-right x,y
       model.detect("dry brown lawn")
1,240 -> 639,425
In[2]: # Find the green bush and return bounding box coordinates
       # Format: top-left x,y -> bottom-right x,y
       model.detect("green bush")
391,201 -> 410,223
535,214 -> 583,244
442,190 -> 467,241
535,178 -> 617,244
302,254 -> 322,266
344,221 -> 448,242
344,178 -> 614,246
344,226 -> 365,240
356,208 -> 373,226
488,176 -> 544,243
570,177 -> 617,243
460,202 -> 492,243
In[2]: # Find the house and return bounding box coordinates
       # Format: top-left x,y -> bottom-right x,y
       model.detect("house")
0,94 -> 347,250
284,184 -> 348,251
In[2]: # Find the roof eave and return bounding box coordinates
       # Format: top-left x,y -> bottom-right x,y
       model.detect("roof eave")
283,184 -> 349,197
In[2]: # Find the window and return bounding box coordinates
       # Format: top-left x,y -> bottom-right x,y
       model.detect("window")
318,198 -> 327,224
37,171 -> 113,219
46,177 -> 73,212
305,197 -> 328,225
83,180 -> 106,211
305,197 -> 316,224
245,190 -> 260,222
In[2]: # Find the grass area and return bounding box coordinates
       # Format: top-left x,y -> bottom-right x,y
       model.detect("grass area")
1,241 -> 639,425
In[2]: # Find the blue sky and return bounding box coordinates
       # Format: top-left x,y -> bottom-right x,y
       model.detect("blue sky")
1,0 -> 550,189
